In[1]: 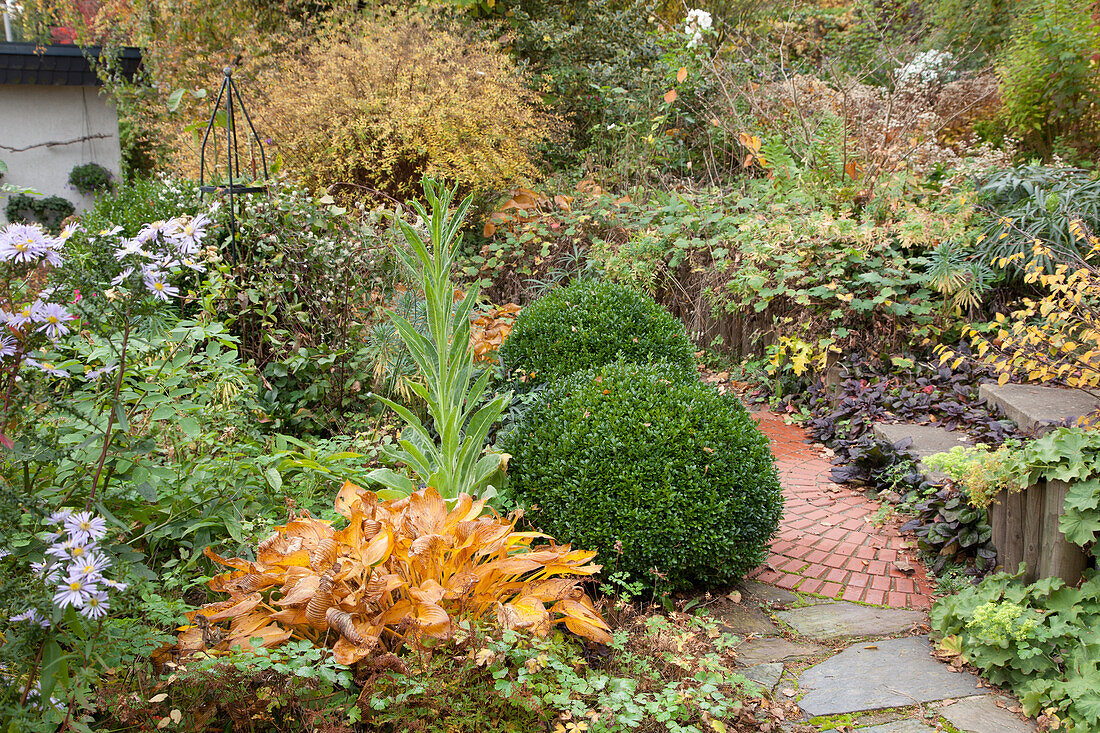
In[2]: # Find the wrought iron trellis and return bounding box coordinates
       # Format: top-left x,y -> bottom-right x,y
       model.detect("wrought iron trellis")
199,66 -> 269,259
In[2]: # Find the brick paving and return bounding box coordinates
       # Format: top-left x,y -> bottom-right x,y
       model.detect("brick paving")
749,411 -> 935,610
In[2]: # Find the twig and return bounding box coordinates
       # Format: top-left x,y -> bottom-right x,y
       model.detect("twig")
0,133 -> 112,154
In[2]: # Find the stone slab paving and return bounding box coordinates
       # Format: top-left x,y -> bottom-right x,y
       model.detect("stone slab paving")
855,722 -> 936,733
750,412 -> 935,609
871,422 -> 973,482
716,603 -> 780,635
737,579 -> 805,608
979,382 -> 1100,432
777,602 -> 925,641
796,636 -> 987,718
740,662 -> 784,692
938,695 -> 1037,733
871,422 -> 974,460
734,637 -> 825,666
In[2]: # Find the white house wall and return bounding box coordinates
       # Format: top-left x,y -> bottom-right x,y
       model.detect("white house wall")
0,83 -> 121,222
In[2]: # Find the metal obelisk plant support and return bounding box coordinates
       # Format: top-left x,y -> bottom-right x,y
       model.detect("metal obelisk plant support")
199,67 -> 269,260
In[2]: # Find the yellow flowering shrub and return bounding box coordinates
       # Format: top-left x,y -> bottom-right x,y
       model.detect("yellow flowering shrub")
243,12 -> 557,200
133,9 -> 556,199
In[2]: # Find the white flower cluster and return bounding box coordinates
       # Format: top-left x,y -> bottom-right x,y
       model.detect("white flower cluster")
107,214 -> 211,302
684,8 -> 713,48
896,50 -> 957,88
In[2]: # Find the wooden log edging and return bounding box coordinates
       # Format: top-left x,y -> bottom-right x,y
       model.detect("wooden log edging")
989,479 -> 1090,585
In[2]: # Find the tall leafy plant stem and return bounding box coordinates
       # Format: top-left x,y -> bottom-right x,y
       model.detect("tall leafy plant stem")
367,179 -> 509,500
87,306 -> 130,509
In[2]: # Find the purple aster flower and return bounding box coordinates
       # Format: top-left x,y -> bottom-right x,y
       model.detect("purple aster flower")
54,574 -> 97,609
8,304 -> 34,329
47,509 -> 73,525
56,223 -> 79,244
134,220 -> 175,245
9,608 -> 50,628
114,239 -> 149,260
102,579 -> 128,591
0,224 -> 48,263
144,275 -> 180,301
31,560 -> 61,583
71,552 -> 110,579
64,512 -> 107,544
175,214 -> 210,253
35,361 -> 70,378
110,267 -> 135,287
41,247 -> 64,268
46,539 -> 92,560
81,591 -> 110,619
0,548 -> 9,560
34,302 -> 74,340
0,336 -> 16,359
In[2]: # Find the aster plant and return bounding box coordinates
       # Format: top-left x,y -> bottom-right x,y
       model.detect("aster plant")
0,211 -> 215,725
3,508 -> 128,721
0,214 -> 212,472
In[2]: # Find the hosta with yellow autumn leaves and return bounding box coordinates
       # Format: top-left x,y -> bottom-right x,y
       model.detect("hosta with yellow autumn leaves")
174,484 -> 611,666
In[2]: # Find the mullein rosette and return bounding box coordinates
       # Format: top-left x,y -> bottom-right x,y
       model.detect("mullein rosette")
7,509 -> 127,627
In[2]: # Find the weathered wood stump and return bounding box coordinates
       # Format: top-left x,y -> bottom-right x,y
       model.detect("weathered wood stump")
988,479 -> 1090,585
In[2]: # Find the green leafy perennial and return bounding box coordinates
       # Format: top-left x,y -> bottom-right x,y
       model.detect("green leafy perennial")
367,179 -> 509,501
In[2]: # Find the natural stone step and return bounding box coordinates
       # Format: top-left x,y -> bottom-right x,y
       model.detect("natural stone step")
734,637 -> 825,666
715,603 -> 779,636
739,662 -> 783,692
938,695 -> 1037,733
796,636 -> 987,718
979,382 -> 1100,432
871,422 -> 974,483
857,722 -> 938,733
777,601 -> 925,641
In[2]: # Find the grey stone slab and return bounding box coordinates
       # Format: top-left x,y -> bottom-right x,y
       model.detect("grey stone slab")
856,722 -> 937,733
734,636 -> 826,666
740,662 -> 783,692
979,383 -> 1100,432
871,422 -> 974,482
797,636 -> 987,718
939,695 -> 1037,733
777,602 -> 925,641
716,603 -> 779,636
737,580 -> 801,608
872,423 -> 975,460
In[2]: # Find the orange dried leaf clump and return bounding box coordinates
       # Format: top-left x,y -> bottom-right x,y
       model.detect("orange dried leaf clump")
470,303 -> 522,362
177,485 -> 611,666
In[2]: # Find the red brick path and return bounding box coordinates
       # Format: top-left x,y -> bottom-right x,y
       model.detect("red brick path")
750,412 -> 935,610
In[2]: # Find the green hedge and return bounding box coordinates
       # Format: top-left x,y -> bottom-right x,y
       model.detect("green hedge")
498,278 -> 696,385
504,360 -> 783,591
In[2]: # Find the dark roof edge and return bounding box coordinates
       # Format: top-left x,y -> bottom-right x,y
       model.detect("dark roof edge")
0,42 -> 142,86
0,42 -> 142,60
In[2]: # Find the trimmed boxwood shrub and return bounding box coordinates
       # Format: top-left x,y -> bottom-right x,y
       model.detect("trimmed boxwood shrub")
498,278 -> 696,385
504,360 -> 783,591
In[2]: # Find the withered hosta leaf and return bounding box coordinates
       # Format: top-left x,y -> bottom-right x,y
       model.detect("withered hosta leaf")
177,487 -> 612,666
